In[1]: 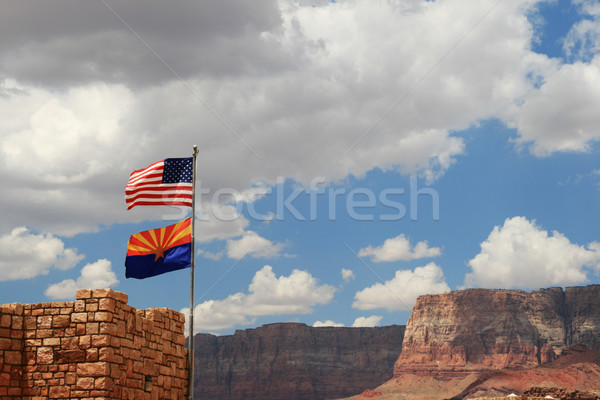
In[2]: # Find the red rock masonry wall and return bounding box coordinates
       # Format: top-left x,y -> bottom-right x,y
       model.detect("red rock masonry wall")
0,288 -> 188,399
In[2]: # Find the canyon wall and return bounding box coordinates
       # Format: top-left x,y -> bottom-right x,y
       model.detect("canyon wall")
394,285 -> 600,377
193,322 -> 405,400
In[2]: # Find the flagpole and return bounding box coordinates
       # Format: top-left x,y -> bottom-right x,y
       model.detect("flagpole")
189,145 -> 198,400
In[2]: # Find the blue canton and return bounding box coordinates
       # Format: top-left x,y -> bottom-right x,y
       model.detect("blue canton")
162,158 -> 193,183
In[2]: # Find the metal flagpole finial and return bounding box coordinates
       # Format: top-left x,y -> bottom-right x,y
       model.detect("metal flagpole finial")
193,145 -> 198,155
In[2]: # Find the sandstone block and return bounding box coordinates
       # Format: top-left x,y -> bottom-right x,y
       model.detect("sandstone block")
77,362 -> 109,377
99,322 -> 117,336
0,314 -> 11,328
116,320 -> 126,337
114,291 -> 129,304
61,337 -> 79,349
0,337 -> 11,349
10,329 -> 23,339
72,312 -> 88,323
37,347 -> 53,364
74,300 -> 85,312
92,334 -> 111,347
48,385 -> 70,398
98,347 -> 114,362
92,288 -> 115,299
31,308 -> 43,316
0,372 -> 10,385
44,307 -> 59,315
59,307 -> 73,315
87,348 -> 99,361
94,376 -> 112,389
94,312 -> 112,322
55,349 -> 85,363
69,389 -> 91,397
36,329 -> 54,339
76,289 -> 92,300
11,315 -> 23,329
37,315 -> 52,329
99,298 -> 116,313
79,335 -> 91,349
90,389 -> 110,397
86,302 -> 99,312
24,316 -> 36,329
76,376 -> 94,389
52,315 -> 70,328
43,337 -> 60,346
65,372 -> 76,385
86,322 -> 99,335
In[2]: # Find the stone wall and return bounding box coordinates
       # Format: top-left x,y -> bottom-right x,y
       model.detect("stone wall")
0,288 -> 188,399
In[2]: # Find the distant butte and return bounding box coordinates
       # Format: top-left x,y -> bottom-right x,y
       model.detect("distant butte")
344,285 -> 600,400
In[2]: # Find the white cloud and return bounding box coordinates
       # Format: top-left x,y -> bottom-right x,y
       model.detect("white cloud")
226,231 -> 285,259
195,205 -> 250,243
564,1 -> 600,60
197,249 -> 225,261
45,259 -> 119,300
353,263 -> 450,311
358,234 -> 441,262
1,1 -> 599,239
505,57 -> 600,156
341,268 -> 355,282
182,265 -> 336,332
313,320 -> 345,327
352,315 -> 383,328
465,216 -> 600,289
0,227 -> 84,281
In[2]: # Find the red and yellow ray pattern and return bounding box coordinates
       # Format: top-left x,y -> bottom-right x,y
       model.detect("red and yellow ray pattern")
126,218 -> 191,261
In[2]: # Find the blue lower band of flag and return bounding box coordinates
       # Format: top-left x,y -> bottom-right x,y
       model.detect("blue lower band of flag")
125,243 -> 191,279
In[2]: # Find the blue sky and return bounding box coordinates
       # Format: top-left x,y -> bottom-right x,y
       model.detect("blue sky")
1,0 -> 599,335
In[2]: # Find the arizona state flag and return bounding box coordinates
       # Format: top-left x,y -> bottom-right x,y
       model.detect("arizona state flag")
125,218 -> 192,279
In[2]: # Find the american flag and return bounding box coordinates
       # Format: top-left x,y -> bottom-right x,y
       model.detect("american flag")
125,158 -> 193,209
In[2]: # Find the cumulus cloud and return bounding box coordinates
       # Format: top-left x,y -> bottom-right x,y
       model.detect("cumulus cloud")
358,234 -> 441,262
45,259 -> 119,300
353,263 -> 450,311
197,249 -> 225,261
0,1 -> 284,88
0,227 -> 83,281
194,205 -> 250,243
226,231 -> 285,259
352,315 -> 383,328
563,0 -> 600,60
341,268 -> 355,282
313,320 -> 345,327
465,216 -> 600,289
505,58 -> 600,156
182,265 -> 336,331
1,0 -> 599,240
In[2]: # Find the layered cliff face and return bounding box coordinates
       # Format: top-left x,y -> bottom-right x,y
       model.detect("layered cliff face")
394,285 -> 600,377
566,285 -> 600,347
194,322 -> 405,400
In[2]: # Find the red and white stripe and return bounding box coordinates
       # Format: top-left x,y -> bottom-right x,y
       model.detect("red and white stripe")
125,160 -> 193,209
